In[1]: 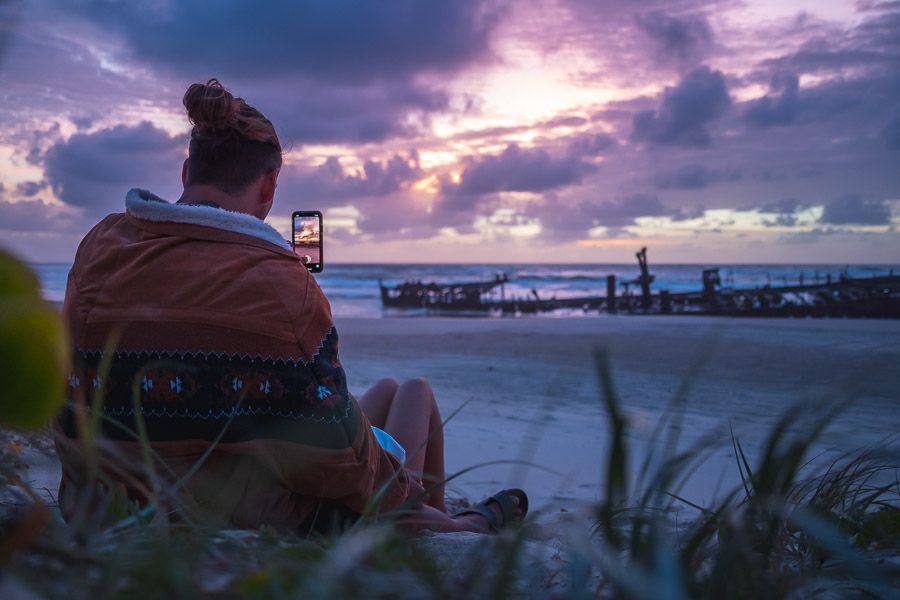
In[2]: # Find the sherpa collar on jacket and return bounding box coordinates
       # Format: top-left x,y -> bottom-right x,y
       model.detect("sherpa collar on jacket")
125,188 -> 292,251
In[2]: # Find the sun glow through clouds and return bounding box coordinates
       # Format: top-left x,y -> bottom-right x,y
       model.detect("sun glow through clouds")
0,0 -> 897,263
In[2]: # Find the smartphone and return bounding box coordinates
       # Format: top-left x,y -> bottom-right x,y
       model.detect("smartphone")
291,210 -> 323,273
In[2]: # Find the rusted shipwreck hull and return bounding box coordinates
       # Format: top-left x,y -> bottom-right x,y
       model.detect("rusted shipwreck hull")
378,251 -> 900,319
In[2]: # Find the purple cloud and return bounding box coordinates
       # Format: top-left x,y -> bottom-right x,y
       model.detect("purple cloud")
632,66 -> 731,147
273,152 -> 423,216
757,198 -> 809,214
67,1 -> 501,84
760,12 -> 899,78
355,193 -> 437,238
819,195 -> 892,225
15,180 -> 48,197
884,111 -> 900,150
2,1 -> 502,147
737,198 -> 809,228
589,194 -> 673,227
444,143 -> 596,197
0,198 -> 81,234
427,138 -> 606,234
654,163 -> 742,190
670,205 -> 706,221
543,115 -> 589,128
635,11 -> 713,66
762,39 -> 880,76
448,116 -> 607,150
553,0 -> 731,84
764,214 -> 799,227
265,82 -> 449,144
567,132 -> 617,156
742,71 -> 896,132
43,121 -> 184,216
0,4 -> 20,59
269,151 -> 441,238
0,13 -> 170,135
2,0 -> 900,262
744,74 -> 801,128
526,193 -> 679,240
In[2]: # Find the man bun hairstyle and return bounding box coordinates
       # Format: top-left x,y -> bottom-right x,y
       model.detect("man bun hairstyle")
183,79 -> 282,195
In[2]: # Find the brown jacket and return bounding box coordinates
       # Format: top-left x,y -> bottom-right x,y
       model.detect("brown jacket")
57,189 -> 421,530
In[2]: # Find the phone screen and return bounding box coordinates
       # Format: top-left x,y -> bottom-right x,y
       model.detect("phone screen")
291,211 -> 323,273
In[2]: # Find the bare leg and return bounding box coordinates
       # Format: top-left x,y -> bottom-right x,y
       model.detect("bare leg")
358,378 -> 525,534
384,378 -> 446,511
358,377 -> 446,512
358,378 -> 399,429
402,504 -> 492,533
399,501 -> 523,534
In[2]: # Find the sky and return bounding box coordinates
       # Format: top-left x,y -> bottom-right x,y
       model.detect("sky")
0,0 -> 898,264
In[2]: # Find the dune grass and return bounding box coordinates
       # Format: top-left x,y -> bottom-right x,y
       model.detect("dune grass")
589,350 -> 900,598
1,352 -> 899,599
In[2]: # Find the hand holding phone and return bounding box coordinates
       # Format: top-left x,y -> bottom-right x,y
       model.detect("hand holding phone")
291,211 -> 323,273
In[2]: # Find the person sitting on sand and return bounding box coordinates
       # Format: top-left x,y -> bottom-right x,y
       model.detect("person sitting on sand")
55,78 -> 526,535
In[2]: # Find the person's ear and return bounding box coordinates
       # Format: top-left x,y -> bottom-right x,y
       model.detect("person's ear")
259,168 -> 278,205
181,159 -> 189,186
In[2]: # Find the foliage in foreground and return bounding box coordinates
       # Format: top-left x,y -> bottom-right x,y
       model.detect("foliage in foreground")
590,351 -> 900,599
0,250 -> 68,430
0,345 -> 898,597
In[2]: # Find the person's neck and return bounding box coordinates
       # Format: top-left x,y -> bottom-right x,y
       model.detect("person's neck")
177,185 -> 252,215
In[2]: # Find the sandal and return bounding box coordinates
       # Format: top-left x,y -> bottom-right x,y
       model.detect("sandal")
455,488 -> 528,532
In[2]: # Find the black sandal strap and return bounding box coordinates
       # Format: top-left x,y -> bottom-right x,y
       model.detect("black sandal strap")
456,503 -> 500,532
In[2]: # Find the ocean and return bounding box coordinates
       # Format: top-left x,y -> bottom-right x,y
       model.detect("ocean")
31,262 -> 899,318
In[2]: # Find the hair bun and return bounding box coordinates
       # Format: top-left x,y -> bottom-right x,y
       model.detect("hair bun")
183,78 -> 237,130
183,78 -> 281,150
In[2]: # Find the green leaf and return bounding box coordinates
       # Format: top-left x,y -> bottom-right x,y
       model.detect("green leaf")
0,249 -> 69,429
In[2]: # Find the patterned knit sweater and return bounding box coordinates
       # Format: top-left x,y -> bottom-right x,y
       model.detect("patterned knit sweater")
56,189 -> 422,530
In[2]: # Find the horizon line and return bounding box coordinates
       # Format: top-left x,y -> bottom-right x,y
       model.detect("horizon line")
28,260 -> 900,267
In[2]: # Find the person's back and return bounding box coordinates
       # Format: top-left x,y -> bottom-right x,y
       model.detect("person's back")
56,80 -> 418,531
57,79 -> 525,535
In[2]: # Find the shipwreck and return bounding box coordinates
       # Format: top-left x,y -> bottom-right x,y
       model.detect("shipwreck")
378,249 -> 900,318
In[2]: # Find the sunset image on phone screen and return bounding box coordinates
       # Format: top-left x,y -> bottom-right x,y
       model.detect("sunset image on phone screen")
292,215 -> 321,265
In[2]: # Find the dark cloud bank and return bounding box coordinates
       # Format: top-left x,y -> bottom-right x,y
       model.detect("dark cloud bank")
58,0 -> 503,145
43,121 -> 185,217
71,0 -> 499,84
820,195 -> 892,226
444,143 -> 597,197
654,163 -> 742,190
632,66 -> 731,147
523,193 -> 702,241
635,11 -> 714,67
276,152 -> 423,210
3,0 -> 898,250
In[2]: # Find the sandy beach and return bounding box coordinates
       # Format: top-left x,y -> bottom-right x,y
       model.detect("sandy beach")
335,316 -> 900,522
20,314 -> 900,526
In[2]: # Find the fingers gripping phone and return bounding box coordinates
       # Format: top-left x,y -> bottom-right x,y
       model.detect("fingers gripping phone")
291,211 -> 323,273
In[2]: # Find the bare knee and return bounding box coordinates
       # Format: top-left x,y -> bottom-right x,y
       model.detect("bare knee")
399,377 -> 433,399
398,378 -> 440,421
373,377 -> 400,395
358,378 -> 401,427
